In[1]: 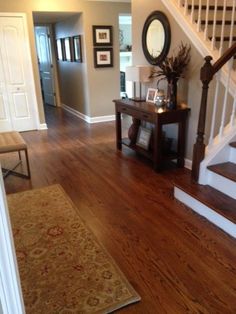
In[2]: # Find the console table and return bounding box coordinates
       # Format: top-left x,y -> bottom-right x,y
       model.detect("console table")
113,99 -> 190,171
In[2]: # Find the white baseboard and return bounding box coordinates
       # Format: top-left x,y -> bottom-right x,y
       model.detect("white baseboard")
174,187 -> 236,239
184,158 -> 192,170
38,123 -> 48,130
61,103 -> 115,124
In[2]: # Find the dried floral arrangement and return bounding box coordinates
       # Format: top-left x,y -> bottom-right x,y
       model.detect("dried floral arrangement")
150,42 -> 191,85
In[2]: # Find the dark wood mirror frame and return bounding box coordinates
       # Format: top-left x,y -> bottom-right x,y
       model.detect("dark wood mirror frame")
142,11 -> 171,65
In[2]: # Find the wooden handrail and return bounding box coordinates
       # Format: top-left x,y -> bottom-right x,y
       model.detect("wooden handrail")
213,42 -> 236,74
192,43 -> 236,181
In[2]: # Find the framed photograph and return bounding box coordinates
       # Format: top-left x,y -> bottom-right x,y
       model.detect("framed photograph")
146,88 -> 158,103
64,37 -> 72,62
94,48 -> 113,68
56,39 -> 65,61
72,35 -> 82,62
136,126 -> 152,150
93,25 -> 113,46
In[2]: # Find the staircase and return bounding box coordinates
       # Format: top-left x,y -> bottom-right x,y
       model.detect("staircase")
161,0 -> 236,238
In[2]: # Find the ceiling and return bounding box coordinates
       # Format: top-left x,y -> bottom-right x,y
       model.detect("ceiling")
33,12 -> 80,24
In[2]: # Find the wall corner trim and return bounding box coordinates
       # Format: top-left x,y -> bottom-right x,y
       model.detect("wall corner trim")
38,123 -> 48,130
61,103 -> 115,124
184,158 -> 192,170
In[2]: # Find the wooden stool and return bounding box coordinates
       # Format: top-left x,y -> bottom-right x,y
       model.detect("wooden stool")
0,131 -> 31,179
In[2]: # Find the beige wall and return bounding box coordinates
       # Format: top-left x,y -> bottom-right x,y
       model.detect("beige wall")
0,0 -> 131,122
132,0 -> 205,159
54,14 -> 90,115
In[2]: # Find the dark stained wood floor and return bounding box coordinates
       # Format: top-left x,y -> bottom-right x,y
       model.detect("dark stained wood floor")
3,106 -> 236,314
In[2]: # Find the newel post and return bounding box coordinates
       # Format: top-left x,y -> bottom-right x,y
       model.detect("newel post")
192,56 -> 214,181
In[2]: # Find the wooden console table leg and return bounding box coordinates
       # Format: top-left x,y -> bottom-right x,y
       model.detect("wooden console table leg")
177,120 -> 186,167
116,111 -> 122,150
153,119 -> 162,171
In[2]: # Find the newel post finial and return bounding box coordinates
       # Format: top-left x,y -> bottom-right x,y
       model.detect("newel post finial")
192,56 -> 214,181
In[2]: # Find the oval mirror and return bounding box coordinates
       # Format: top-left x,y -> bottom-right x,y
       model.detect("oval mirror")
142,11 -> 171,65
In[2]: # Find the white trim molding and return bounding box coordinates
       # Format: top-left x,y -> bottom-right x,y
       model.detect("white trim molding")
184,158 -> 192,170
61,104 -> 115,124
38,123 -> 48,130
0,168 -> 25,314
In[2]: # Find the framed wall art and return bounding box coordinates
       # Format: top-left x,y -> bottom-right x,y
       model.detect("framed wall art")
94,48 -> 113,68
92,25 -> 113,46
56,38 -> 65,61
64,37 -> 72,62
72,35 -> 82,62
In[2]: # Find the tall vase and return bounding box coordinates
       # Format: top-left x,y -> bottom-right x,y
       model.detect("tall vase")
166,77 -> 178,110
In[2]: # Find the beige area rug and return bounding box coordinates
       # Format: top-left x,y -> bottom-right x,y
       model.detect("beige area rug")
7,184 -> 140,313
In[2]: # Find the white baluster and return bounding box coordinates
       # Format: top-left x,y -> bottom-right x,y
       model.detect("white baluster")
219,59 -> 233,137
191,0 -> 195,23
184,0 -> 188,15
211,0 -> 218,51
204,0 -> 210,40
219,0 -> 227,56
229,1 -> 236,48
209,73 -> 220,146
197,0 -> 202,32
230,92 -> 236,127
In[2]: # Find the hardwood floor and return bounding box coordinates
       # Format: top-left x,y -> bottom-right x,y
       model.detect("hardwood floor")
4,106 -> 236,313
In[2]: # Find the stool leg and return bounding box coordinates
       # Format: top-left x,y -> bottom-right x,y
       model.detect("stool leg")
24,149 -> 31,179
18,151 -> 22,161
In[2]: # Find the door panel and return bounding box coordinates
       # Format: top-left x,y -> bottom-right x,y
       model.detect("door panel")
0,42 -> 12,131
35,26 -> 55,106
3,25 -> 25,85
0,95 -> 7,119
13,93 -> 29,118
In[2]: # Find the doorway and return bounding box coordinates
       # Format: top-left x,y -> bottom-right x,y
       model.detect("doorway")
119,15 -> 132,98
34,25 -> 57,107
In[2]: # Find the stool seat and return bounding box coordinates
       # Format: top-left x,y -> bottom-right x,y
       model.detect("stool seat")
0,131 -> 31,179
0,131 -> 27,153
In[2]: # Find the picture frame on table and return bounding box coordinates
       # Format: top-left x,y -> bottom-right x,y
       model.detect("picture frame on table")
136,126 -> 152,150
92,25 -> 113,46
94,48 -> 113,68
146,88 -> 158,103
72,35 -> 82,63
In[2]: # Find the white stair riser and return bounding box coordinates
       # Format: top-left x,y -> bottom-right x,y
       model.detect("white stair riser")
208,170 -> 236,199
229,146 -> 236,162
174,187 -> 236,238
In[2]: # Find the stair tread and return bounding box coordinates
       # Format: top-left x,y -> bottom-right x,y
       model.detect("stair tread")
208,162 -> 236,182
189,5 -> 234,11
209,36 -> 236,41
175,173 -> 236,224
229,142 -> 236,148
200,20 -> 236,25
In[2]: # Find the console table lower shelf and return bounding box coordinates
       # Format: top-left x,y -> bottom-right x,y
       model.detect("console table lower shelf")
113,99 -> 190,171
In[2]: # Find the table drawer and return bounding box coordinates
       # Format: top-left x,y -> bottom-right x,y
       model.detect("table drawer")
118,105 -> 153,122
119,105 -> 133,116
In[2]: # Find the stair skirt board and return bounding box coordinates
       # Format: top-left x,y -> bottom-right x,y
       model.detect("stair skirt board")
208,170 -> 236,200
174,187 -> 236,239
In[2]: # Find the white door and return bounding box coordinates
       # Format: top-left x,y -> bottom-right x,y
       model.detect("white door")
0,15 -> 38,132
35,26 -> 56,106
0,51 -> 12,131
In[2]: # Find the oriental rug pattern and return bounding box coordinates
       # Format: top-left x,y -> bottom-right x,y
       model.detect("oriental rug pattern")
7,184 -> 140,313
